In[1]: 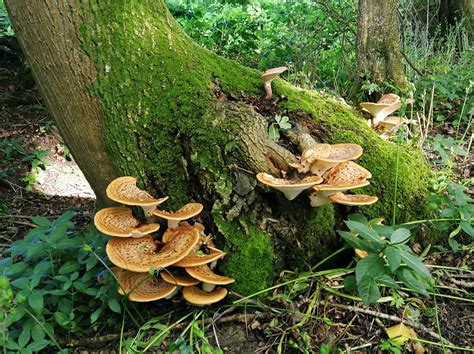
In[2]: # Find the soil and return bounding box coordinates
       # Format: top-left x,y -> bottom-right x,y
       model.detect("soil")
1,48 -> 473,353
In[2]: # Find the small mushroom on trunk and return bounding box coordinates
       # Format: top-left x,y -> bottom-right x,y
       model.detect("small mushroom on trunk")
153,202 -> 203,229
256,173 -> 323,200
94,207 -> 160,237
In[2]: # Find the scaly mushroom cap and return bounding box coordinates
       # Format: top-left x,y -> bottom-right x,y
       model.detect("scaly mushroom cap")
360,101 -> 401,127
377,93 -> 400,104
153,203 -> 204,228
256,173 -> 323,200
328,192 -> 378,206
183,286 -> 228,306
106,228 -> 200,272
261,66 -> 288,81
323,161 -> 372,184
309,144 -> 363,176
185,264 -> 235,285
160,270 -> 200,286
289,143 -> 331,173
379,116 -> 407,132
106,176 -> 169,215
174,245 -> 225,267
162,225 -> 199,243
94,207 -> 160,237
115,270 -> 177,302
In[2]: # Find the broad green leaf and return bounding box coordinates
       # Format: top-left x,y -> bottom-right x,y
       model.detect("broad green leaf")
31,324 -> 46,342
384,246 -> 401,272
30,216 -> 52,227
58,298 -> 73,314
108,298 -> 121,313
54,311 -> 70,327
18,319 -> 33,348
5,307 -> 26,327
357,276 -> 381,306
448,238 -> 459,251
355,254 -> 385,283
345,221 -> 384,246
347,213 -> 368,225
390,228 -> 411,244
338,230 -> 379,253
343,275 -> 357,291
460,220 -> 474,237
27,339 -> 50,352
28,291 -> 44,315
58,261 -> 80,274
372,224 -> 394,238
396,267 -> 430,295
399,251 -> 432,280
90,308 -> 102,324
374,274 -> 399,288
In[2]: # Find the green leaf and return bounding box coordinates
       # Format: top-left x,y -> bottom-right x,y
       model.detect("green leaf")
26,339 -> 50,352
343,275 -> 357,291
390,228 -> 411,244
30,216 -> 52,227
54,311 -> 70,327
58,261 -> 80,274
348,213 -> 368,225
384,245 -> 401,272
108,298 -> 121,313
18,319 -> 33,348
374,274 -> 399,289
399,250 -> 432,280
31,324 -> 46,342
4,307 -> 25,327
90,308 -> 102,324
345,221 -> 383,246
460,220 -> 474,237
268,124 -> 279,141
28,291 -> 44,315
338,230 -> 379,253
396,267 -> 430,295
448,237 -> 459,251
355,254 -> 385,284
357,276 -> 381,306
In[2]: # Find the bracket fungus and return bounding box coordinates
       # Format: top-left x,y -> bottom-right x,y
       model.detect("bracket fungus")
115,269 -> 178,302
360,94 -> 401,127
95,176 -> 235,305
153,202 -> 204,228
94,207 -> 160,237
106,176 -> 169,216
183,286 -> 228,306
185,263 -> 235,292
256,173 -> 323,200
262,66 -> 287,99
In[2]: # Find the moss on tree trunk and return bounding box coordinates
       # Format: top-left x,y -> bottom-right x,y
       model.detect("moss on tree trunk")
7,0 -> 432,295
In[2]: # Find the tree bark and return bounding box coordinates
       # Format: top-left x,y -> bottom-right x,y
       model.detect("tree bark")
6,0 -> 432,294
356,0 -> 406,88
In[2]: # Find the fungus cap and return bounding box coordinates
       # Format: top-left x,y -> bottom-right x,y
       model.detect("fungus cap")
115,270 -> 177,302
379,116 -> 407,132
106,176 -> 168,215
377,93 -> 400,104
328,192 -> 378,206
262,66 -> 288,99
185,264 -> 235,285
183,286 -> 228,306
106,228 -> 200,272
256,173 -> 323,200
323,161 -> 372,185
153,203 -> 204,228
308,144 -> 363,176
160,270 -> 200,286
360,101 -> 401,127
310,180 -> 370,207
289,143 -> 331,173
94,207 -> 160,237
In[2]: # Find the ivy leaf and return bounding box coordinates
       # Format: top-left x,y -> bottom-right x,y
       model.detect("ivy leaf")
390,228 -> 411,244
357,276 -> 381,306
355,254 -> 385,283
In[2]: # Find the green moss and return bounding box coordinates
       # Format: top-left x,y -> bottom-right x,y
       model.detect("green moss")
214,212 -> 275,295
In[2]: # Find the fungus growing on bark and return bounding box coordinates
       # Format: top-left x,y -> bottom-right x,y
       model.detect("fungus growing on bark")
94,207 -> 160,237
106,176 -> 169,216
256,173 -> 323,200
328,193 -> 378,205
160,269 -> 200,286
360,94 -> 401,127
262,66 -> 287,99
185,263 -> 235,292
306,143 -> 364,176
115,269 -> 178,302
106,228 -> 200,272
288,143 -> 331,173
378,116 -> 407,133
153,202 -> 204,228
183,286 -> 228,306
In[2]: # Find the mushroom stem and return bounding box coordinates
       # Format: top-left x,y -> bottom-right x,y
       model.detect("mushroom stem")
167,220 -> 180,229
141,205 -> 157,217
309,192 -> 331,207
165,286 -> 181,300
202,282 -> 216,292
263,81 -> 273,99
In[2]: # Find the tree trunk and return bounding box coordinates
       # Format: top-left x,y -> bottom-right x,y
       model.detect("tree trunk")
356,0 -> 406,88
6,0 -> 432,295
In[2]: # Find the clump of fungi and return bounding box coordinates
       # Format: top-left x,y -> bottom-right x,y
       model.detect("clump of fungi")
94,176 -> 234,306
360,94 -> 407,136
257,142 -> 378,208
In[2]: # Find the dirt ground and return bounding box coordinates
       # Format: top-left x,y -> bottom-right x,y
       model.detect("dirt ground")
1,50 -> 473,353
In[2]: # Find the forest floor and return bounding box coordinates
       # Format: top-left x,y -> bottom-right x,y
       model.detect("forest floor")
1,55 -> 473,353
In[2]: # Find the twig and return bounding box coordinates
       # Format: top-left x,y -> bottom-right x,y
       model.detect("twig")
320,301 -> 456,347
400,50 -> 426,76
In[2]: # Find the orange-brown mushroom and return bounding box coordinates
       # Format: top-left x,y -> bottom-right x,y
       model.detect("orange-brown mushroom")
94,207 -> 160,237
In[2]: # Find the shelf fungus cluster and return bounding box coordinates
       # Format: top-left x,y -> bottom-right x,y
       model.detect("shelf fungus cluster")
94,176 -> 235,306
360,94 -> 406,135
257,143 -> 378,207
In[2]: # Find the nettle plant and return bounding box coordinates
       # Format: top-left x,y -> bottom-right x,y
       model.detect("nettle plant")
339,214 -> 434,306
0,211 -> 121,353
